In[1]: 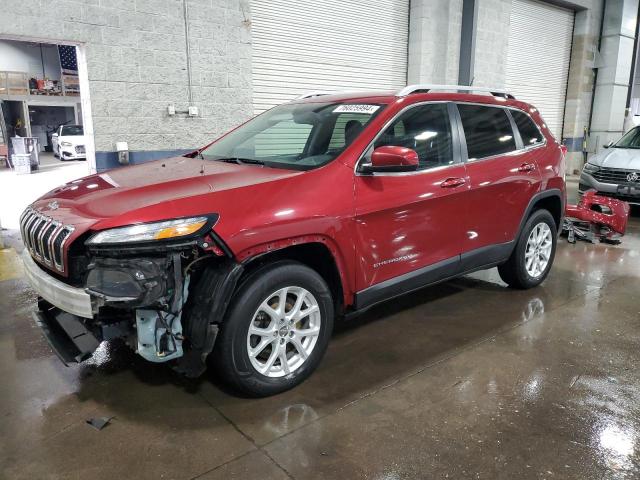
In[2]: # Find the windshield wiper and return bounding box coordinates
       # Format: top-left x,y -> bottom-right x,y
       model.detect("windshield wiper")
216,157 -> 265,166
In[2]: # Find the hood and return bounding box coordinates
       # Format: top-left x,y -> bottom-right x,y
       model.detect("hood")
32,156 -> 303,230
590,148 -> 640,170
59,135 -> 85,146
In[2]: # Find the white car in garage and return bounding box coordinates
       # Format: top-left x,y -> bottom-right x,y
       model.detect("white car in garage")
52,125 -> 86,161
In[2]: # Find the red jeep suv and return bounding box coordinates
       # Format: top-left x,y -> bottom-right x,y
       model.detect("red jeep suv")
20,85 -> 565,396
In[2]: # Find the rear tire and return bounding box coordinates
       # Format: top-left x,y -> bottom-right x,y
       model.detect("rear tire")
213,261 -> 334,397
498,209 -> 557,289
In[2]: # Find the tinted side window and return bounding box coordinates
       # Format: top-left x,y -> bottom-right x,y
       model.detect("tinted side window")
457,104 -> 516,160
374,103 -> 453,170
511,110 -> 543,146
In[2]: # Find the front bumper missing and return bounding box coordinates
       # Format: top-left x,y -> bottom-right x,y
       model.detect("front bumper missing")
21,249 -> 93,318
33,303 -> 100,365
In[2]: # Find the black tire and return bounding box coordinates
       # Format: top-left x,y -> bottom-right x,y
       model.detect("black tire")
498,209 -> 557,289
212,261 -> 334,397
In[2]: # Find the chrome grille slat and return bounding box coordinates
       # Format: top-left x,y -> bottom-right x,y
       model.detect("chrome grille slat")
19,207 -> 73,273
36,217 -> 49,256
53,228 -> 72,269
20,210 -> 35,246
31,218 -> 47,257
592,167 -> 640,184
38,220 -> 55,264
24,213 -> 40,251
42,222 -> 60,263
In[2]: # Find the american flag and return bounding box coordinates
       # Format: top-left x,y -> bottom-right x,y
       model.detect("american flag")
58,45 -> 78,74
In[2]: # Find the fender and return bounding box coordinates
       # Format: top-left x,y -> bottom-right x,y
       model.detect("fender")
235,234 -> 354,307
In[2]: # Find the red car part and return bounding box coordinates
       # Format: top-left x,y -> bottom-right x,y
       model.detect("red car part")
564,190 -> 630,243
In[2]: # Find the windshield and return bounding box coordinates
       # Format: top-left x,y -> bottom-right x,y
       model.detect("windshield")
200,102 -> 384,170
61,125 -> 83,136
615,127 -> 640,149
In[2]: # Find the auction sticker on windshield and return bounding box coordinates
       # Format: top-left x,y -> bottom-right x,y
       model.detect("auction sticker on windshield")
333,104 -> 380,114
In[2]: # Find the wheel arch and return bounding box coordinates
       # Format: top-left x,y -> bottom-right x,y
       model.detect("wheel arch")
237,238 -> 351,314
518,189 -> 564,235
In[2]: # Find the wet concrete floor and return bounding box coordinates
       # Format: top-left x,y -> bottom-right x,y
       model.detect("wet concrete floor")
1,204 -> 639,479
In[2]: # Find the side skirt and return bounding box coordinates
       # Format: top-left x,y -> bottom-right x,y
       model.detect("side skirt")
352,241 -> 514,315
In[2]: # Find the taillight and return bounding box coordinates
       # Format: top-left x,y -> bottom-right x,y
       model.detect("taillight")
560,144 -> 568,157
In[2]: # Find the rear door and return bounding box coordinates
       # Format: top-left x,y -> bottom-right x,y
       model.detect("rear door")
353,102 -> 469,302
455,103 -> 542,264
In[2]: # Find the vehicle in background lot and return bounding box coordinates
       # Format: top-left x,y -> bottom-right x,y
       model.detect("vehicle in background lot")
52,124 -> 86,161
579,126 -> 640,204
20,85 -> 566,397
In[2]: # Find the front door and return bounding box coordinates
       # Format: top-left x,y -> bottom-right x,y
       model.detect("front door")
353,103 -> 469,307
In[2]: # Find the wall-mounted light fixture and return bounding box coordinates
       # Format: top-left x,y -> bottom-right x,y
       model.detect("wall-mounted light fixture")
116,141 -> 129,165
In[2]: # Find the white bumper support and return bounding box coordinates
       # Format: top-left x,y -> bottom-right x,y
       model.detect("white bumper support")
21,250 -> 93,318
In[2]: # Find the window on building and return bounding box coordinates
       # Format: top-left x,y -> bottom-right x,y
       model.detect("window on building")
373,103 -> 453,170
457,104 -> 516,160
511,110 -> 544,146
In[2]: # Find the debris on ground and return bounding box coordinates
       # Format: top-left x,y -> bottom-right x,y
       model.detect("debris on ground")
86,416 -> 114,431
563,190 -> 629,244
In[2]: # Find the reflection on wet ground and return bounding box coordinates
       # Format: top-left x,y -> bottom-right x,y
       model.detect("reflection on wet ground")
1,214 -> 640,479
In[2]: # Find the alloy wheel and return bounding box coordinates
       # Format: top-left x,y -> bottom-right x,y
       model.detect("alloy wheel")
246,286 -> 321,378
525,222 -> 553,278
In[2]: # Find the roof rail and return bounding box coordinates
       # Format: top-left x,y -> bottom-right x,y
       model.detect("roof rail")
396,84 -> 515,99
296,91 -> 335,99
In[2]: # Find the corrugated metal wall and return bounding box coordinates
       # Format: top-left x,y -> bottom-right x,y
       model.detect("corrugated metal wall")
251,0 -> 410,114
505,0 -> 575,139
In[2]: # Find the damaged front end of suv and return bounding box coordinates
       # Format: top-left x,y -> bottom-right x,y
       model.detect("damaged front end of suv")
25,213 -> 243,377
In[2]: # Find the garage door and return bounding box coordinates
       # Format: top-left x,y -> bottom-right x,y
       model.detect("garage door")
505,0 -> 574,140
251,0 -> 409,114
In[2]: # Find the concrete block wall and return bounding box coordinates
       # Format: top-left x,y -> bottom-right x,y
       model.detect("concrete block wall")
473,0 -> 512,88
408,0 -> 462,84
0,0 -> 253,170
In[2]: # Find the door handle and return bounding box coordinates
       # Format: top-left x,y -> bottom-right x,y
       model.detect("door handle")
518,163 -> 536,173
440,177 -> 467,188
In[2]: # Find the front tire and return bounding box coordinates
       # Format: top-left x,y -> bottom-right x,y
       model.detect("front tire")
213,261 -> 334,397
498,209 -> 557,289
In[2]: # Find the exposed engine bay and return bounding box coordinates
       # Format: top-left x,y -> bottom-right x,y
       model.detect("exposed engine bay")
35,235 -> 243,378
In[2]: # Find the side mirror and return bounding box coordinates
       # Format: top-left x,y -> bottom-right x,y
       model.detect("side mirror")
360,146 -> 419,174
604,141 -> 614,149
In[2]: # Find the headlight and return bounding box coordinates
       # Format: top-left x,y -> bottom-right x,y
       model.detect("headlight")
60,141 -> 72,147
583,162 -> 600,174
87,217 -> 209,244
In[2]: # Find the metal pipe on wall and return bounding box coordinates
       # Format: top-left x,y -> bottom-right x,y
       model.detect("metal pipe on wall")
183,0 -> 194,106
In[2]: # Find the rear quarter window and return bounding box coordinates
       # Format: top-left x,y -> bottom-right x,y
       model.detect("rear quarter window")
457,104 -> 516,160
511,110 -> 544,146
